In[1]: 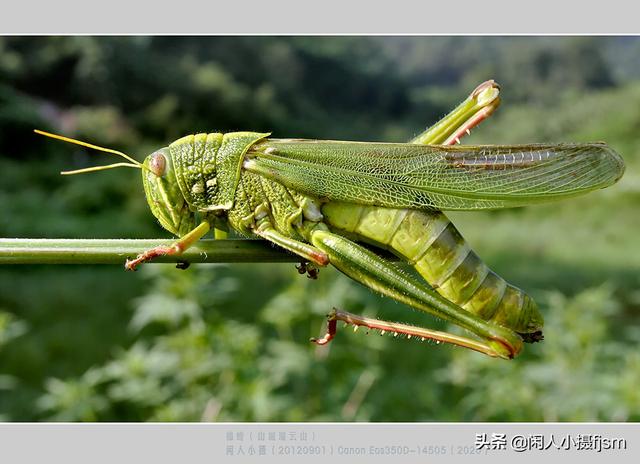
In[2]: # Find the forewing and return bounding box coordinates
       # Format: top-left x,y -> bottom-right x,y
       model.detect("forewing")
245,139 -> 624,210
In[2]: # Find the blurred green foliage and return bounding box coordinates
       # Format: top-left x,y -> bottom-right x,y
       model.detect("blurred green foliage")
1,37 -> 639,421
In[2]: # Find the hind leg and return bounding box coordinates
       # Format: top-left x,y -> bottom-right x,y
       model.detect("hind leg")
309,228 -> 522,359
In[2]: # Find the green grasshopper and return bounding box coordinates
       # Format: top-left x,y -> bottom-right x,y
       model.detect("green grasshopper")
36,80 -> 625,359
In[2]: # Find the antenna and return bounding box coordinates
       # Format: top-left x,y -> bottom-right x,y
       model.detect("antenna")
34,129 -> 144,175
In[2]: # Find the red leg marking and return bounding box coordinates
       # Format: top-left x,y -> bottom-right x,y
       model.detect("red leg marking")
125,244 -> 181,271
321,309 -> 518,358
443,105 -> 499,146
310,310 -> 338,345
310,250 -> 330,266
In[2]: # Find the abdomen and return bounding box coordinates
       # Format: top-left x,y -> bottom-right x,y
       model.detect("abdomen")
321,202 -> 543,335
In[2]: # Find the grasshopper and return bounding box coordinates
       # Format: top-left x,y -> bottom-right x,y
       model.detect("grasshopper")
36,81 -> 624,359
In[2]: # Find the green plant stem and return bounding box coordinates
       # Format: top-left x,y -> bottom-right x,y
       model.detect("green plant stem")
0,238 -> 300,265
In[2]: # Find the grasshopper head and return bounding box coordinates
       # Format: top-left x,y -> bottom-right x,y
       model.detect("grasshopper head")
35,129 -> 197,237
142,148 -> 197,237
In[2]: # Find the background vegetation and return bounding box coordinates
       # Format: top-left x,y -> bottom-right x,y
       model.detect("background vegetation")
0,36 -> 639,421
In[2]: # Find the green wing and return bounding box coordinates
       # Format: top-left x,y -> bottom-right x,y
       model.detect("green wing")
244,139 -> 625,211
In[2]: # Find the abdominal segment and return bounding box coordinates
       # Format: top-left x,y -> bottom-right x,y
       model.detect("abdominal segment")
321,202 -> 543,334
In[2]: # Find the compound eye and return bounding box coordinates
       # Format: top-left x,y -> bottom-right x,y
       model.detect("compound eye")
149,152 -> 167,177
